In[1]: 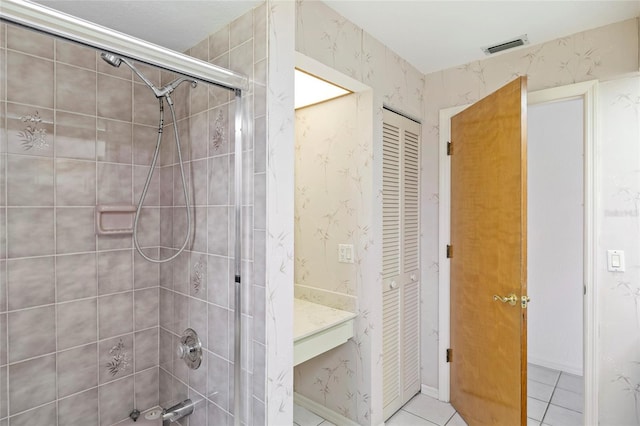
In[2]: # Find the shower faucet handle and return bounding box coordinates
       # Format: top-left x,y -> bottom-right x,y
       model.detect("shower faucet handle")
177,328 -> 202,370
176,343 -> 195,359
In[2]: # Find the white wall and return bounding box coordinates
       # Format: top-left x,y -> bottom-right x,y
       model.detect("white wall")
527,99 -> 584,375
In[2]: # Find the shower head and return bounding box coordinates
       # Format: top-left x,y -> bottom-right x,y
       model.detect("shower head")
100,51 -> 160,96
98,51 -> 197,99
100,52 -> 122,68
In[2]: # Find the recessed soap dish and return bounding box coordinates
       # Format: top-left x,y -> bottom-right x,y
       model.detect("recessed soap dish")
96,205 -> 136,235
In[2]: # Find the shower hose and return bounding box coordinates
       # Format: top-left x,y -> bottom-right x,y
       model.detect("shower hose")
133,94 -> 191,263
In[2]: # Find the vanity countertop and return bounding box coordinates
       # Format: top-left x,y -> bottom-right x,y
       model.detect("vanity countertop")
294,298 -> 357,342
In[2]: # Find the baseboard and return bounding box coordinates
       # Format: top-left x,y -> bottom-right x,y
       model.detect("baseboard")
421,384 -> 439,399
294,392 -> 360,426
528,356 -> 583,376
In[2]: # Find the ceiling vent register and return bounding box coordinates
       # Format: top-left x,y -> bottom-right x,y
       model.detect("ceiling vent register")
482,34 -> 529,55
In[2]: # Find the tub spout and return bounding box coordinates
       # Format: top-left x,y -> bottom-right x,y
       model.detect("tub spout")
162,399 -> 194,425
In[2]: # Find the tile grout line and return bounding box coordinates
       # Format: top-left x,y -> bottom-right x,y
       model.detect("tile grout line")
539,371 -> 562,424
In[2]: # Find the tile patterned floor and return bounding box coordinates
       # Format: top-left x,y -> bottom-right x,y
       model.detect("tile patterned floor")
293,404 -> 337,426
527,363 -> 584,426
294,364 -> 583,426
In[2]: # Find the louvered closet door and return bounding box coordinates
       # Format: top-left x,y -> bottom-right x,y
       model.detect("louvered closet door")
382,116 -> 402,418
402,125 -> 420,401
382,109 -> 421,420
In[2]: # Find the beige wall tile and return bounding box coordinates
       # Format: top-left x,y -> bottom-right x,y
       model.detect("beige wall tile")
6,26 -> 53,59
230,11 -> 253,49
57,343 -> 97,398
134,287 -> 158,330
98,334 -> 133,384
8,305 -> 55,363
134,327 -> 158,372
55,111 -> 96,160
6,104 -> 53,157
7,256 -> 55,310
7,155 -> 53,206
56,63 -> 96,114
134,250 -> 160,290
209,25 -> 230,61
56,159 -> 96,205
97,163 -> 133,205
98,375 -> 134,426
55,39 -> 96,70
98,249 -> 133,295
133,83 -> 158,126
97,118 -> 132,163
134,367 -> 159,411
58,388 -> 98,426
98,74 -> 132,122
57,298 -> 97,350
8,355 -> 55,414
56,253 -> 97,302
55,207 -> 96,254
98,292 -> 133,339
7,208 -> 54,258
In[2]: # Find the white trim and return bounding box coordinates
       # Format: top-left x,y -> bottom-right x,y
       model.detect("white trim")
437,104 -> 466,403
294,392 -> 360,426
295,52 -> 370,93
437,81 -> 598,425
528,356 -> 583,377
0,0 -> 249,91
581,80 -> 599,426
421,384 -> 439,399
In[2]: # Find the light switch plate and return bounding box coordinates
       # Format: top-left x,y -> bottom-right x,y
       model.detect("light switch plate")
338,244 -> 354,263
607,250 -> 625,272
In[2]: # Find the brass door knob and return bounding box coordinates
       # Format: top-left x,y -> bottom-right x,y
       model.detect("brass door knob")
493,293 -> 518,306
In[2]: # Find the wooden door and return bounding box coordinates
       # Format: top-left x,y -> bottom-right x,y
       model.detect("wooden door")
450,77 -> 528,425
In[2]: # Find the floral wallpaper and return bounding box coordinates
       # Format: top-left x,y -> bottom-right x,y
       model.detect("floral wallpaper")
597,75 -> 640,425
272,1 -> 638,424
421,17 -> 640,425
294,2 -> 423,425
265,1 -> 296,425
293,93 -> 367,421
294,93 -> 362,297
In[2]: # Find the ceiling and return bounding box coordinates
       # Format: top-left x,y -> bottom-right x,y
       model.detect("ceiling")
33,0 -> 262,53
34,0 -> 640,75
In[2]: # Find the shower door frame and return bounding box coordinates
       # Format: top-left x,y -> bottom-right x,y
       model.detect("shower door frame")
0,1 -> 251,424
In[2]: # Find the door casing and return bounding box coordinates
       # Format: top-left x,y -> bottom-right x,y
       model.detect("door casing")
436,80 -> 598,425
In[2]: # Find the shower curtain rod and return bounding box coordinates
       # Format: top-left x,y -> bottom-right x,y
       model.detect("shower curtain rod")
0,0 -> 251,92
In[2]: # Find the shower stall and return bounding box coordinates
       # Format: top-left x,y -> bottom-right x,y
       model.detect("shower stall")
0,0 -> 263,424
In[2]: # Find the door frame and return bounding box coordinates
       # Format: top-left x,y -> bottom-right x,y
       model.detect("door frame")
437,80 -> 598,424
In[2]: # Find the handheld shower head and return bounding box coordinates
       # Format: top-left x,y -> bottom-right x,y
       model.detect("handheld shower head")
99,52 -> 198,99
100,51 -> 161,96
100,52 -> 122,68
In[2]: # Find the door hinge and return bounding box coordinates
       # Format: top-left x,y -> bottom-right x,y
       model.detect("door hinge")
446,348 -> 452,363
446,245 -> 453,259
447,141 -> 453,156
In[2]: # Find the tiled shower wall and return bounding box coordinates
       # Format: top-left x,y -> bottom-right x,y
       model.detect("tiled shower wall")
0,23 -> 166,425
156,3 -> 267,426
